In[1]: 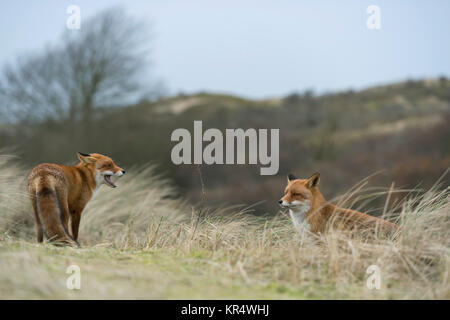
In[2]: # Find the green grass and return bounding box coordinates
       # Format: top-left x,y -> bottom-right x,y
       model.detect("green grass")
0,241 -> 312,299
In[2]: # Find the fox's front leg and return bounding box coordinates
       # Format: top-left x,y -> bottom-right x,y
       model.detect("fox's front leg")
69,200 -> 88,243
70,212 -> 81,241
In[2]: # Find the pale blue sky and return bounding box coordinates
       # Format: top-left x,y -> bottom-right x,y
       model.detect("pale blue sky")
1,0 -> 449,98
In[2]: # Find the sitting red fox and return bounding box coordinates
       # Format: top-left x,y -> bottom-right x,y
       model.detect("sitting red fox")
27,152 -> 125,246
279,173 -> 399,237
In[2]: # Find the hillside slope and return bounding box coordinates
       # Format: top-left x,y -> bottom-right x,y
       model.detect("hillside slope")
0,78 -> 449,214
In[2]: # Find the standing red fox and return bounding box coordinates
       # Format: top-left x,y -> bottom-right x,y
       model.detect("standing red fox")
27,152 -> 125,246
279,173 -> 399,237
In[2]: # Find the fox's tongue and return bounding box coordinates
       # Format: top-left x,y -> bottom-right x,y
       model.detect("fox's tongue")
104,175 -> 117,188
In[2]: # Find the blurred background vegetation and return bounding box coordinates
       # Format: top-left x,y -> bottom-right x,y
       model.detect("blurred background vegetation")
0,8 -> 449,215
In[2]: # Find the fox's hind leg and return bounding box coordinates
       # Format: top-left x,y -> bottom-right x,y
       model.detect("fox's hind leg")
54,187 -> 80,247
30,192 -> 44,243
35,186 -> 78,247
55,192 -> 78,246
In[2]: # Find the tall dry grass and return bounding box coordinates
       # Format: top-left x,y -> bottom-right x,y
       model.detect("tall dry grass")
0,155 -> 34,240
0,155 -> 449,299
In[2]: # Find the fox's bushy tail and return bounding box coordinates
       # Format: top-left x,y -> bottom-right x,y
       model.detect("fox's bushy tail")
35,187 -> 79,247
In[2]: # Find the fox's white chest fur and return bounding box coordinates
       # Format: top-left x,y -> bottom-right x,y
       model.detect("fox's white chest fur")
288,201 -> 311,235
90,170 -> 104,201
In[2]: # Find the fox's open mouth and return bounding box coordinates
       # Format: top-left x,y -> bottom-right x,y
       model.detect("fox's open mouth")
104,175 -> 117,188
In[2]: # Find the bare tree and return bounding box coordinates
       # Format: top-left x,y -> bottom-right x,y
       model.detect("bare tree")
0,7 -> 151,124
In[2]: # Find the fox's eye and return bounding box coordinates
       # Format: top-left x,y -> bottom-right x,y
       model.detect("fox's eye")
292,193 -> 302,197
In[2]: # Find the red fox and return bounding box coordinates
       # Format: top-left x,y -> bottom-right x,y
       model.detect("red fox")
279,173 -> 399,237
27,152 -> 125,246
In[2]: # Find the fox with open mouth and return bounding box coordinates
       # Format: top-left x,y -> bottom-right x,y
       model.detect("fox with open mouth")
279,173 -> 399,237
27,152 -> 125,246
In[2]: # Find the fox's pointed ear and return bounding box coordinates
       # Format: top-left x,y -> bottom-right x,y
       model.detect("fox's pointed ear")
306,172 -> 320,188
78,152 -> 90,157
287,173 -> 297,182
77,152 -> 95,164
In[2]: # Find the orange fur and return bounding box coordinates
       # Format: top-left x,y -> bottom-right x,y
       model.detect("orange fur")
27,152 -> 125,246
